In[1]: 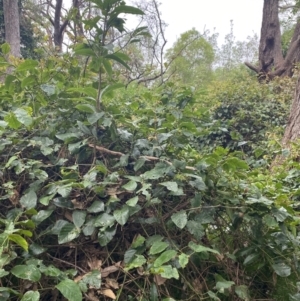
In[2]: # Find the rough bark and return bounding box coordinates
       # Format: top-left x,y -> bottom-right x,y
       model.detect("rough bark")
53,0 -> 69,51
282,76 -> 300,145
3,0 -> 21,57
245,0 -> 300,80
258,0 -> 284,73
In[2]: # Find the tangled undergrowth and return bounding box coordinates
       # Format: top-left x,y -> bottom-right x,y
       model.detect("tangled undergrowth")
1,1 -> 300,300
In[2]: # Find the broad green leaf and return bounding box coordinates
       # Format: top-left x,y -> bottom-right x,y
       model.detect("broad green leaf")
87,112 -> 105,124
125,255 -> 146,271
58,223 -> 80,244
272,207 -> 291,222
4,112 -> 21,129
178,253 -> 189,268
5,155 -> 18,168
154,250 -> 177,267
124,249 -> 136,264
56,279 -> 82,301
113,206 -> 130,226
56,133 -> 80,143
151,265 -> 179,279
235,285 -> 250,300
150,283 -> 159,301
134,158 -> 146,171
1,43 -> 10,54
0,269 -> 9,278
57,185 -> 72,197
223,157 -> 248,172
215,279 -> 235,292
20,190 -> 37,209
122,180 -> 137,191
106,53 -> 131,70
21,75 -> 36,88
157,133 -> 173,143
81,270 -> 101,289
0,120 -> 7,128
131,235 -> 145,248
187,220 -> 205,240
243,253 -> 259,265
52,197 -> 74,209
21,291 -> 40,301
32,210 -> 53,224
75,104 -> 96,113
126,196 -> 139,207
39,194 -> 55,206
87,201 -> 105,213
68,87 -> 97,98
112,5 -> 144,15
149,241 -> 169,255
272,262 -> 291,277
171,210 -> 187,229
102,58 -> 112,77
72,211 -> 86,228
98,227 -> 116,246
14,108 -> 33,127
16,230 -> 32,237
16,60 -> 38,72
160,181 -> 178,192
74,44 -> 95,56
188,241 -> 219,254
94,213 -> 115,228
11,265 -> 41,281
8,234 -> 28,251
142,164 -> 171,180
29,243 -> 46,255
146,235 -> 163,248
100,83 -> 124,99
246,197 -> 273,206
207,291 -> 221,301
40,84 -> 56,95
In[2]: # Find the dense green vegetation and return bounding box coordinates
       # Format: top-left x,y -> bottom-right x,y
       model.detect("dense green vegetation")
1,1 -> 300,301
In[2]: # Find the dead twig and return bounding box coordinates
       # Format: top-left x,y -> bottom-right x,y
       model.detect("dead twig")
88,143 -> 197,171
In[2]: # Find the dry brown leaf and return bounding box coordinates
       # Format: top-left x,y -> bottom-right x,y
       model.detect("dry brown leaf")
87,291 -> 99,301
115,261 -> 122,268
74,275 -> 84,283
88,258 -> 102,270
9,189 -> 19,206
192,278 -> 203,293
64,211 -> 73,222
154,274 -> 167,286
101,289 -> 116,300
137,266 -> 144,275
71,199 -> 84,209
101,265 -> 119,278
105,278 -> 119,289
216,254 -> 224,261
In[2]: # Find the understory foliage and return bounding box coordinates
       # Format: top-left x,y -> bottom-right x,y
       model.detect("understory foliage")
1,1 -> 300,301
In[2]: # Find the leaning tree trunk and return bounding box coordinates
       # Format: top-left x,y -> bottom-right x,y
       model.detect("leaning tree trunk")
282,76 -> 300,144
3,0 -> 21,57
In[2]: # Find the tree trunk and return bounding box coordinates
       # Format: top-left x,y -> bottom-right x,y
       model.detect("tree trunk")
258,0 -> 283,73
53,0 -> 69,51
245,0 -> 300,80
282,76 -> 300,144
3,0 -> 21,57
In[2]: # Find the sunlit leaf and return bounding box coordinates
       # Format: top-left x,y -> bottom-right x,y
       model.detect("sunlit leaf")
11,265 -> 41,281
171,211 -> 187,229
56,279 -> 82,301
